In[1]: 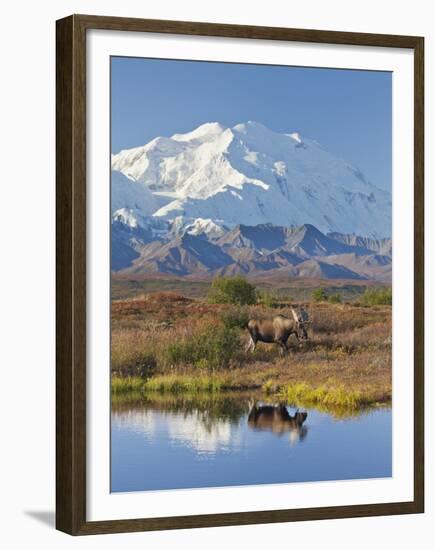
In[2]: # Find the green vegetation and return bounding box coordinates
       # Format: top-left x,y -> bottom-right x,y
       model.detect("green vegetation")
360,287 -> 392,306
166,322 -> 240,370
258,290 -> 279,308
112,275 -> 373,303
312,288 -> 328,302
112,389 -> 384,421
112,391 -> 254,423
312,288 -> 341,304
208,276 -> 257,305
111,376 -> 146,395
111,373 -> 257,394
111,286 -> 392,413
144,374 -> 223,393
111,360 -> 391,409
328,293 -> 342,304
219,307 -> 249,330
277,382 -> 383,409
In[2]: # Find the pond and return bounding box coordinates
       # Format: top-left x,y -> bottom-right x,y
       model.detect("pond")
111,392 -> 392,493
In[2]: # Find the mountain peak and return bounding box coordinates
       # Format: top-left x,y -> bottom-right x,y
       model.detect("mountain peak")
171,122 -> 227,142
234,120 -> 265,128
233,121 -> 304,143
300,223 -> 323,234
111,121 -> 391,238
113,219 -> 392,281
232,120 -> 275,135
288,132 -> 302,144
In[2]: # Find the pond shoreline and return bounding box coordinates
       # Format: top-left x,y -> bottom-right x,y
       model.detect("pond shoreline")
111,373 -> 391,411
111,389 -> 392,492
112,296 -> 392,414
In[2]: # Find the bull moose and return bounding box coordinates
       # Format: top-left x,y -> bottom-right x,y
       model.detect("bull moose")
246,307 -> 311,355
291,306 -> 310,340
248,403 -> 308,442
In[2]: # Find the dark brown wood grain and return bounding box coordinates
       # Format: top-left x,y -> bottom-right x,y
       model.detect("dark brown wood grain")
75,13 -> 422,48
56,15 -> 87,535
413,36 -> 425,513
56,16 -> 73,534
56,14 -> 424,536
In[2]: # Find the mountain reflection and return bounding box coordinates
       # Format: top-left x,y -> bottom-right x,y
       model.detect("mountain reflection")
112,392 -> 310,452
111,392 -> 392,492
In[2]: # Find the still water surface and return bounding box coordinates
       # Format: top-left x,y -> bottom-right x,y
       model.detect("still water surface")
111,393 -> 391,493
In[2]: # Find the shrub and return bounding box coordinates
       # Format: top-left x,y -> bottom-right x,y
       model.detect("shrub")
328,293 -> 342,304
111,376 -> 144,395
280,382 -> 367,409
259,290 -> 279,308
312,288 -> 328,302
111,330 -> 158,377
144,374 -> 222,393
360,287 -> 392,306
166,323 -> 240,370
219,307 -> 249,330
208,276 -> 257,305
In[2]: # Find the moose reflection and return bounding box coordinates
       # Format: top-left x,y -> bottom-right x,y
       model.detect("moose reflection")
248,402 -> 308,443
112,392 -> 392,492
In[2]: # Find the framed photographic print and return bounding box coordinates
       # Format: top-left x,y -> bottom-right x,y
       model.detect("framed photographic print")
56,14 -> 424,535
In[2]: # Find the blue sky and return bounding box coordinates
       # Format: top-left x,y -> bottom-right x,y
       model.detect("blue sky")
111,57 -> 391,191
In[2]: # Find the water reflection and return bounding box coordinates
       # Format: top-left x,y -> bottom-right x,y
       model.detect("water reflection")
111,391 -> 392,492
112,394 -> 310,453
248,403 -> 308,444
112,392 -> 251,455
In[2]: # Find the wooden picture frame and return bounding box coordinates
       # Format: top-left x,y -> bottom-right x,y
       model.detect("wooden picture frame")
56,14 -> 424,535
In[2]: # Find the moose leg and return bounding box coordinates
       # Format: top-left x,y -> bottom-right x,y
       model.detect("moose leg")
278,340 -> 288,356
246,335 -> 256,353
245,336 -> 253,352
247,401 -> 258,421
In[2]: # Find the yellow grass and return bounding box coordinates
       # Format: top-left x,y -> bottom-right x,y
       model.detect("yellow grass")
111,293 -> 392,409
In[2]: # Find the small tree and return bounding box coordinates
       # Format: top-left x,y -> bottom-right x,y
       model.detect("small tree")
360,287 -> 392,306
328,293 -> 342,304
219,307 -> 250,330
165,323 -> 240,370
312,288 -> 328,302
259,290 -> 279,308
208,276 -> 257,305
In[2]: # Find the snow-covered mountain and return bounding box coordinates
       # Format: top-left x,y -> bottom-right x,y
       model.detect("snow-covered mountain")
112,121 -> 391,238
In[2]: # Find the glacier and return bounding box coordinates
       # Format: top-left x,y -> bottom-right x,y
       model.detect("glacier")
111,121 -> 391,239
